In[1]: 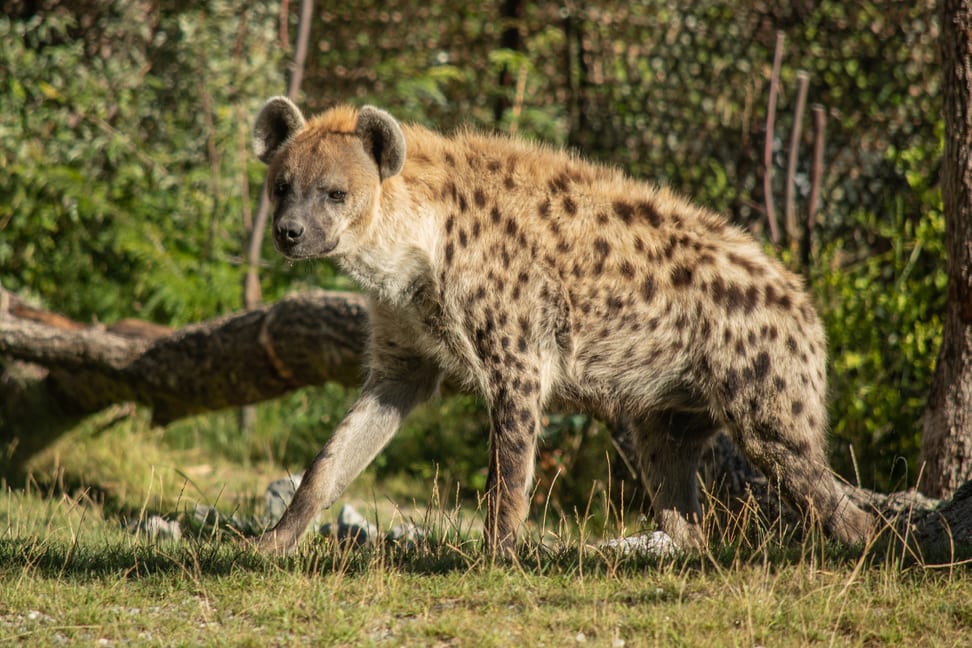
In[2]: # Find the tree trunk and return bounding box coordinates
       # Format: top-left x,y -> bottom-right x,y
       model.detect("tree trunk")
921,0 -> 972,499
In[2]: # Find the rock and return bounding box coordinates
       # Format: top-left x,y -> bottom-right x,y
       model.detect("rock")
386,522 -> 426,549
319,503 -> 380,547
125,514 -> 182,542
265,473 -> 303,525
598,531 -> 677,557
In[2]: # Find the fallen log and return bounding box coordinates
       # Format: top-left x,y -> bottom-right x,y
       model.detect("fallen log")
0,288 -> 368,474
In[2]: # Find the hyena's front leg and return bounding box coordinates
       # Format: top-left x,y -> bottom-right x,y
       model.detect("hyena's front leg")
484,377 -> 543,557
257,357 -> 440,553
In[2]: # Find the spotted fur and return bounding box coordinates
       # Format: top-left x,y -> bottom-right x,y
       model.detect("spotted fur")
253,96 -> 873,554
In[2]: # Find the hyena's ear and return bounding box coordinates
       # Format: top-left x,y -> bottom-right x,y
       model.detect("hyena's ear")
253,96 -> 306,164
355,106 -> 406,180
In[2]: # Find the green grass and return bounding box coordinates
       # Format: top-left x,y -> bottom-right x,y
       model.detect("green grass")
2,410 -> 972,646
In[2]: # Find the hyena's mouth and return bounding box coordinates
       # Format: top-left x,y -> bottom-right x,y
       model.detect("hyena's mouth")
273,236 -> 338,260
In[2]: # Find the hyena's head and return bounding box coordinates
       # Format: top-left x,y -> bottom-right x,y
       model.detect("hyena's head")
253,97 -> 406,259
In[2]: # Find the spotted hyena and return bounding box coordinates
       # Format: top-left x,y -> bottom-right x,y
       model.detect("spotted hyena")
252,96 -> 872,554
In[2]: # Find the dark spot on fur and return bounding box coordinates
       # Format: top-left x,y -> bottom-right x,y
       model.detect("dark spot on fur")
722,369 -> 741,400
636,201 -> 663,227
444,151 -> 456,167
597,212 -> 609,225
724,284 -> 744,313
538,198 -> 551,219
457,192 -> 468,213
445,215 -> 455,234
445,242 -> 455,264
786,335 -> 798,353
504,175 -> 516,189
753,351 -> 771,381
472,220 -> 481,239
459,229 -> 468,247
487,159 -> 502,172
744,286 -> 759,313
671,265 -> 693,287
474,188 -> 487,208
562,196 -> 577,215
634,237 -> 645,252
619,260 -> 635,279
491,206 -> 502,224
662,236 -> 677,259
791,401 -> 804,415
710,277 -> 725,304
613,201 -> 633,223
548,173 -> 570,194
641,275 -> 656,302
594,238 -> 610,257
773,376 -> 786,392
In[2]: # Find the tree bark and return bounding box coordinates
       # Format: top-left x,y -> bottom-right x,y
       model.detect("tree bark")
921,0 -> 972,499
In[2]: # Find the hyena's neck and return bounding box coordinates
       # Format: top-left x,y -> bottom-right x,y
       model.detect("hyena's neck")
337,180 -> 440,307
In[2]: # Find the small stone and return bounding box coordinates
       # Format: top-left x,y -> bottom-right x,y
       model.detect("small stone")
126,515 -> 182,542
598,531 -> 677,557
386,522 -> 426,548
319,504 -> 379,546
265,473 -> 303,525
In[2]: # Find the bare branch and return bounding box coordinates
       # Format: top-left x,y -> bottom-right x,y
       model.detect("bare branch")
762,31 -> 785,244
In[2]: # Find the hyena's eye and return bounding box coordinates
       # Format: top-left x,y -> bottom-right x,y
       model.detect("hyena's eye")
327,190 -> 347,203
274,179 -> 291,197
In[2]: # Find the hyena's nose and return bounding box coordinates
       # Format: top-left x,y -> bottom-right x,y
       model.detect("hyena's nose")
277,219 -> 305,243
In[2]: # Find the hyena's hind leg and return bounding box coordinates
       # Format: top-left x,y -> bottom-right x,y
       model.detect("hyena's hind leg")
727,415 -> 874,546
630,409 -> 720,550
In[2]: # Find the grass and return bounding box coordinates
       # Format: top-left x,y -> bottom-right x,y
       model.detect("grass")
2,408 -> 972,646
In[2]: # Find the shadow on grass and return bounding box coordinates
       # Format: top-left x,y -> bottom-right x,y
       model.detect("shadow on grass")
6,524 -> 967,584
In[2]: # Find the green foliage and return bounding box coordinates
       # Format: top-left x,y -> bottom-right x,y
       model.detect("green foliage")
817,136 -> 946,491
0,1 -> 338,325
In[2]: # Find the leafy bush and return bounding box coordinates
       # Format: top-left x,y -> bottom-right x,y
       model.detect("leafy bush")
816,137 -> 946,491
